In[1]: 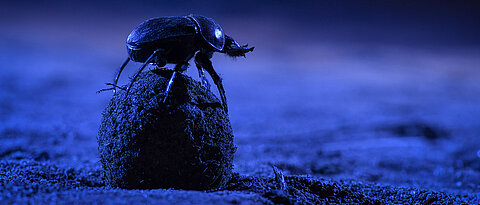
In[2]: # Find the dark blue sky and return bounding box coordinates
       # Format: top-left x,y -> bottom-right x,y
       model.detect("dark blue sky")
2,0 -> 479,48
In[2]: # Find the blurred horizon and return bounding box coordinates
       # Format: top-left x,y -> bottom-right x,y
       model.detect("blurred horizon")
1,1 -> 478,84
2,0 -> 479,47
1,0 -> 479,123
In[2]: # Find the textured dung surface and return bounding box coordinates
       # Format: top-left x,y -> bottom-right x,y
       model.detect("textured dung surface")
97,70 -> 236,190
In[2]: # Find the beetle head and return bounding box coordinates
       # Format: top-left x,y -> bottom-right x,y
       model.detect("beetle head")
221,35 -> 255,58
187,14 -> 225,52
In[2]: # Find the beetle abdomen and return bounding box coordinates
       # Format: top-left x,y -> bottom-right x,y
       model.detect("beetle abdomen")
127,16 -> 196,47
127,36 -> 197,64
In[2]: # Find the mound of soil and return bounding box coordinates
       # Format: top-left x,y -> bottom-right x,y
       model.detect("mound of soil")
97,70 -> 236,190
0,160 -> 476,204
226,173 -> 471,204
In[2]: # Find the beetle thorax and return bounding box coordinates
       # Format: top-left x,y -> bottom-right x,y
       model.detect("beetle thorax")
186,15 -> 225,51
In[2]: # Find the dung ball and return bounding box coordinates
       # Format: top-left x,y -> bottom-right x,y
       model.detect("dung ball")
97,70 -> 236,190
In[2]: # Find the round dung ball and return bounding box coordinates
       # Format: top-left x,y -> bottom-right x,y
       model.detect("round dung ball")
97,70 -> 236,190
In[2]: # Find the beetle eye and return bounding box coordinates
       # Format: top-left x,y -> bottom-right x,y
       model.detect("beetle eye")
215,29 -> 222,39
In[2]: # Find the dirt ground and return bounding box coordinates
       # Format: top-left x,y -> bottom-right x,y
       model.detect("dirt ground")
1,1 -> 479,204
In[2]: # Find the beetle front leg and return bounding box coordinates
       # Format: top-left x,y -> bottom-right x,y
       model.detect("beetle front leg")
195,53 -> 228,113
194,59 -> 211,89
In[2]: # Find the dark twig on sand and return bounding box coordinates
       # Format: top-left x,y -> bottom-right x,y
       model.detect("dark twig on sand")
96,83 -> 126,93
272,166 -> 287,191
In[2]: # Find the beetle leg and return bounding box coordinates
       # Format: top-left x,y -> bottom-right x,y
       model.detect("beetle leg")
125,49 -> 164,98
113,57 -> 130,94
162,52 -> 195,103
162,70 -> 178,104
162,61 -> 191,103
195,53 -> 228,113
194,59 -> 211,89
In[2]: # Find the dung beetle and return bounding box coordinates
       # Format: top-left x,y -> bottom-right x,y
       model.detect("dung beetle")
110,14 -> 254,113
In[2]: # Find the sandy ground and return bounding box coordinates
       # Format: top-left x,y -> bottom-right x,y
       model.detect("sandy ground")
1,1 -> 480,204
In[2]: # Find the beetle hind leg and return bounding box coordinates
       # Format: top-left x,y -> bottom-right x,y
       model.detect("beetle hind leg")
162,62 -> 191,103
162,70 -> 178,104
124,49 -> 165,98
113,57 -> 131,93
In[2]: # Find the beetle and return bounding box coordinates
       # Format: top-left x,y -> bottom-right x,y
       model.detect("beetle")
110,14 -> 254,113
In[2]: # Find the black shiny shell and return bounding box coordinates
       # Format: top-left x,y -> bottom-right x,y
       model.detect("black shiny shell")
188,15 -> 225,51
126,16 -> 196,47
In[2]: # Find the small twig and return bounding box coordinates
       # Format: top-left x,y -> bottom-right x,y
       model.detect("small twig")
105,83 -> 126,90
96,87 -> 114,94
96,83 -> 126,93
272,166 -> 287,191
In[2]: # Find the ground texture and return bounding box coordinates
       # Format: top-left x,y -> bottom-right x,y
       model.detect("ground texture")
1,1 -> 479,204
